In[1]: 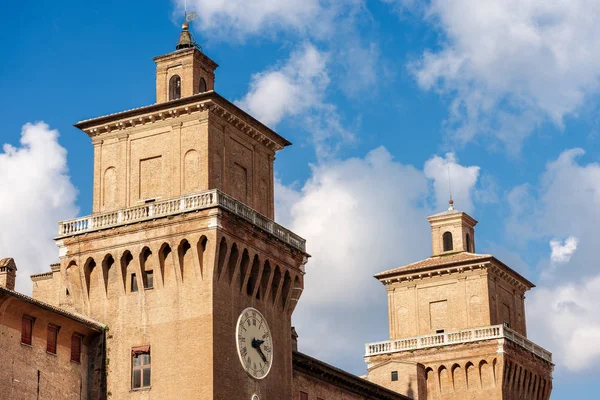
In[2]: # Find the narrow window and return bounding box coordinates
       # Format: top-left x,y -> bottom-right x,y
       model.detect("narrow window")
436,329 -> 445,334
442,231 -> 453,251
466,233 -> 472,252
131,273 -> 138,292
46,324 -> 59,354
300,392 -> 308,400
132,346 -> 151,390
199,77 -> 207,93
144,270 -> 154,289
169,75 -> 181,101
391,371 -> 399,381
21,315 -> 34,345
71,333 -> 83,363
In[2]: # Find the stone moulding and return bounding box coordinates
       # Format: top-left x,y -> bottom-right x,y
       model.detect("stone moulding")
57,189 -> 307,253
364,324 -> 552,364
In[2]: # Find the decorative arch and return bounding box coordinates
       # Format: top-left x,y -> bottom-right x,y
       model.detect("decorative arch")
159,243 -> 174,286
183,150 -> 200,192
246,255 -> 261,297
65,261 -> 83,307
120,251 -> 134,293
270,266 -> 282,305
169,75 -> 181,100
438,365 -> 451,393
197,236 -> 208,278
259,260 -> 272,301
452,363 -> 466,392
140,247 -> 154,289
443,231 -> 453,251
178,239 -> 193,282
280,271 -> 292,311
216,237 -> 228,280
103,167 -> 117,209
238,249 -> 250,292
84,257 -> 98,299
425,367 -> 436,397
466,362 -> 477,388
102,254 -> 117,298
199,77 -> 207,93
480,360 -> 494,388
227,243 -> 239,285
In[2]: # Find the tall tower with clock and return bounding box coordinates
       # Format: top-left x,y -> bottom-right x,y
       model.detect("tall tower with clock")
32,21 -> 308,399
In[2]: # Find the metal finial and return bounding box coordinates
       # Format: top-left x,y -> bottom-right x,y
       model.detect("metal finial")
447,165 -> 454,211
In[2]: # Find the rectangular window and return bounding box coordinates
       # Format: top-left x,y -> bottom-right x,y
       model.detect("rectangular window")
144,270 -> 153,289
71,333 -> 83,363
131,273 -> 138,292
391,371 -> 399,381
46,324 -> 59,354
21,315 -> 34,345
132,346 -> 151,390
300,392 -> 308,400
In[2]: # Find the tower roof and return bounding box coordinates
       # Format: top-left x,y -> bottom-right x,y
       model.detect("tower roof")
0,258 -> 16,270
176,22 -> 194,50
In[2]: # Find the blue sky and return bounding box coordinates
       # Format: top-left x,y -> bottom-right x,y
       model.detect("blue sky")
1,1 -> 600,397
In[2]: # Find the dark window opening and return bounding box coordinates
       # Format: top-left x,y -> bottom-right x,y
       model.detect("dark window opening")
199,77 -> 207,93
436,329 -> 445,334
132,347 -> 151,390
46,324 -> 59,354
442,231 -> 453,252
21,315 -> 34,345
466,233 -> 472,252
71,334 -> 83,363
144,270 -> 154,290
300,392 -> 308,400
131,273 -> 138,293
391,371 -> 399,381
66,288 -> 70,296
169,75 -> 181,101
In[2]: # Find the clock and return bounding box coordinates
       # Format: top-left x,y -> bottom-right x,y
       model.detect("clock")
236,307 -> 273,379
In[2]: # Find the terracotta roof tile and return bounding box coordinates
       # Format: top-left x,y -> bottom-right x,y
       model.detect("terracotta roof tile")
375,252 -> 492,277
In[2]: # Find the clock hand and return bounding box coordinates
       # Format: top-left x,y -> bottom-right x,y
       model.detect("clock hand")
256,346 -> 268,363
251,338 -> 268,363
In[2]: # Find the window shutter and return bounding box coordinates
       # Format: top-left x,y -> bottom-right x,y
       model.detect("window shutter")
71,334 -> 82,362
21,316 -> 32,345
47,325 -> 58,354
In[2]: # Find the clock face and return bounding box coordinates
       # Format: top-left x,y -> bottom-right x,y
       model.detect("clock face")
236,307 -> 273,380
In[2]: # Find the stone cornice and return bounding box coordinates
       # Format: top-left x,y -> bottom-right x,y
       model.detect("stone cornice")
74,91 -> 291,151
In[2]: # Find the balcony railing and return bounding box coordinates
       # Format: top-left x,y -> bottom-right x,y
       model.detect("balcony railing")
57,190 -> 306,252
365,325 -> 552,363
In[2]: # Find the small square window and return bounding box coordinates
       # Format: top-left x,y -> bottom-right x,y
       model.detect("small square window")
436,329 -> 445,334
144,270 -> 153,289
391,371 -> 398,381
132,346 -> 151,390
21,315 -> 34,345
131,273 -> 138,292
300,392 -> 308,400
46,324 -> 59,354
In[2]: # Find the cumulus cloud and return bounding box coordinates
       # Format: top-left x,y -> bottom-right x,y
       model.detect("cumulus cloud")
398,0 -> 600,150
177,0 -> 363,40
550,236 -> 579,264
507,148 -> 600,370
0,122 -> 78,293
279,147 -> 480,372
237,43 -> 352,159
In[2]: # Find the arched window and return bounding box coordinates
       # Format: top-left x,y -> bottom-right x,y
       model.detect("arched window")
169,75 -> 181,100
466,233 -> 472,252
199,77 -> 207,93
442,232 -> 453,252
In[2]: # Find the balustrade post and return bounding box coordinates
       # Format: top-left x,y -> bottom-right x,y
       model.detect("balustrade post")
148,204 -> 154,217
117,211 -> 123,224
87,217 -> 94,230
180,198 -> 186,211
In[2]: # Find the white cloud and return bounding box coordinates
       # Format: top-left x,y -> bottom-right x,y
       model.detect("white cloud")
0,122 -> 78,293
237,43 -> 352,160
550,236 -> 579,263
507,148 -> 600,371
400,0 -> 600,150
424,152 -> 480,213
178,0 -> 359,40
279,147 -> 480,371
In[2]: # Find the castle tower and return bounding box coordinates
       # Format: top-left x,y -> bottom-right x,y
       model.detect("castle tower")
33,22 -> 307,399
0,258 -> 17,291
364,202 -> 553,400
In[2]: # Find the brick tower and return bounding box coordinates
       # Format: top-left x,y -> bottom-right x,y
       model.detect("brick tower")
364,201 -> 553,400
32,22 -> 308,399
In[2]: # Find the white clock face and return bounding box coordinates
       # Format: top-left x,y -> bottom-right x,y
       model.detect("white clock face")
236,307 -> 273,379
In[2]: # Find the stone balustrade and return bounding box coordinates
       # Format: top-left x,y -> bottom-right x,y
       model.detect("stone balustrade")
365,325 -> 552,363
57,190 -> 306,253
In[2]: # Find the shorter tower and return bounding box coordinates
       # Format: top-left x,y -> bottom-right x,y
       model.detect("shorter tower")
364,203 -> 553,400
0,258 -> 17,290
